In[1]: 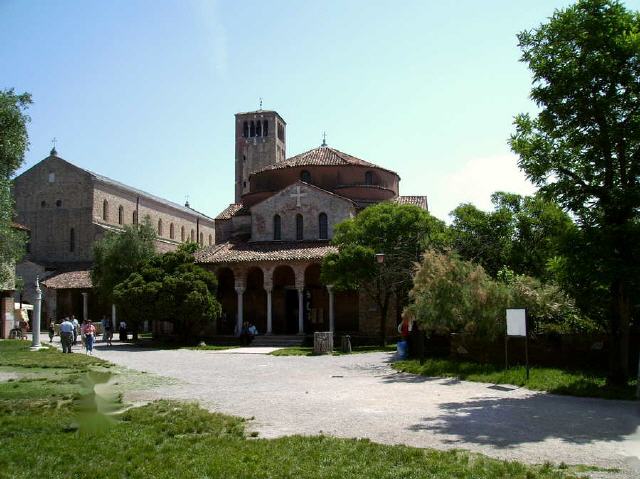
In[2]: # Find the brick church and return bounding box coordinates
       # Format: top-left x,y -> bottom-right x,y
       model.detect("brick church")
195,109 -> 427,338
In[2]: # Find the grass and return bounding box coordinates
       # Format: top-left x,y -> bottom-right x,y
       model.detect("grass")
0,340 -> 592,478
393,358 -> 637,400
184,345 -> 240,351
270,344 -> 397,356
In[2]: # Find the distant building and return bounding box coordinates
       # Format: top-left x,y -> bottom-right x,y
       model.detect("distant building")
13,149 -> 215,322
195,109 -> 428,337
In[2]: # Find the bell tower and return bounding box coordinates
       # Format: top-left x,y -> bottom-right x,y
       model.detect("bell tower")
234,109 -> 286,203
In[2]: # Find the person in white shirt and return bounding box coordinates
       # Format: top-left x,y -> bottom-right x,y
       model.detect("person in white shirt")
59,318 -> 74,353
71,315 -> 79,345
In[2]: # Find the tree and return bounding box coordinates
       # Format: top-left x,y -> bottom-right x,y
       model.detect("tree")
510,0 -> 640,384
0,90 -> 31,289
91,218 -> 157,329
321,202 -> 447,346
113,243 -> 221,341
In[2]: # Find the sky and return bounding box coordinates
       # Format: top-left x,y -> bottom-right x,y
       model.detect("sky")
3,0 -> 639,222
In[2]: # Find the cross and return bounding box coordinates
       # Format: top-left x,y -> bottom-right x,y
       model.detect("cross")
259,97 -> 263,110
321,131 -> 327,147
290,186 -> 307,207
51,137 -> 57,148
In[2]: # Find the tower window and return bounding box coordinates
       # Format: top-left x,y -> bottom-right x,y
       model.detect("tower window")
296,214 -> 303,241
56,200 -> 62,207
319,213 -> 328,240
170,223 -> 175,239
263,120 -> 268,137
250,121 -> 256,137
48,172 -> 55,183
273,214 -> 281,240
256,120 -> 262,137
365,171 -> 373,185
243,121 -> 248,138
300,170 -> 311,183
69,228 -> 75,252
277,123 -> 285,141
102,200 -> 109,221
243,181 -> 247,188
41,200 -> 46,208
118,206 -> 124,225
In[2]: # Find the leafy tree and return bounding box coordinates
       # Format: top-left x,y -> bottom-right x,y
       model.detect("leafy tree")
0,90 -> 31,289
510,0 -> 640,384
91,218 -> 157,310
113,243 -> 221,341
321,202 -> 447,346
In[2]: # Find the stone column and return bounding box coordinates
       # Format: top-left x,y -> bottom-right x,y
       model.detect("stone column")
297,288 -> 304,335
327,285 -> 335,333
111,304 -> 117,330
30,277 -> 42,350
265,288 -> 273,334
235,287 -> 245,336
81,292 -> 88,322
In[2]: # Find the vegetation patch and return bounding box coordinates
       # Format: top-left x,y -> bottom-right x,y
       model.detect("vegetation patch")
393,358 -> 637,400
271,345 -> 404,356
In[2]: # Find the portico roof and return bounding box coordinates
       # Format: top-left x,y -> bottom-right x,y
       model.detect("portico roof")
42,270 -> 92,289
195,240 -> 337,264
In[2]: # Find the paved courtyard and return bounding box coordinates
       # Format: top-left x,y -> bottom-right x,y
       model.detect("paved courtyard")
92,343 -> 640,477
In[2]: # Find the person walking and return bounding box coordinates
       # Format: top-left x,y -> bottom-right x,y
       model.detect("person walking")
48,318 -> 55,343
59,317 -> 74,353
100,315 -> 108,342
82,320 -> 97,355
71,315 -> 79,345
119,320 -> 127,342
104,320 -> 113,346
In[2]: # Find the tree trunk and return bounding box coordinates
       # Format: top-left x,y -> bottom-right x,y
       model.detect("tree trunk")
607,279 -> 631,386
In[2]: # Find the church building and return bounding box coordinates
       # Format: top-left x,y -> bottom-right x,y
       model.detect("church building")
195,109 -> 427,338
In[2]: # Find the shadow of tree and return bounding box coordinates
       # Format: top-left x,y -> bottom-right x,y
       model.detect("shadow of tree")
408,394 -> 640,448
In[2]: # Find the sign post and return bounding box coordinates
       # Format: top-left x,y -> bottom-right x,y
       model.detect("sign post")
506,308 -> 529,381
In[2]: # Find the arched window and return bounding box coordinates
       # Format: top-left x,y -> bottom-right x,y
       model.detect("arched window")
157,218 -> 163,236
256,120 -> 262,137
300,170 -> 311,183
319,213 -> 328,240
199,232 -> 204,245
365,171 -> 373,185
273,214 -> 281,240
102,200 -> 109,221
69,228 -> 75,252
208,234 -> 212,246
170,223 -> 175,239
263,120 -> 268,137
243,121 -> 248,138
250,121 -> 256,137
190,229 -> 195,242
181,226 -> 185,242
56,200 -> 62,207
296,214 -> 304,241
40,200 -> 46,208
118,206 -> 124,225
132,211 -> 138,225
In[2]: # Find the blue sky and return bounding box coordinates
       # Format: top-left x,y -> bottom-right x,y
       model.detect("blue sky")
3,0 -> 638,221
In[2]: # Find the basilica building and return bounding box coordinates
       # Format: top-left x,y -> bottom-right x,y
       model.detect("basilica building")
196,110 -> 427,338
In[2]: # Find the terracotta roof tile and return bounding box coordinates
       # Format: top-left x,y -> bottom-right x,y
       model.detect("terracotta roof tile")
394,196 -> 428,210
251,146 -> 398,176
195,241 -> 337,264
42,270 -> 92,289
215,204 -> 250,220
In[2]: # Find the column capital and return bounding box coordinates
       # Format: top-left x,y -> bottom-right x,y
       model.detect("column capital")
326,284 -> 334,293
235,286 -> 246,294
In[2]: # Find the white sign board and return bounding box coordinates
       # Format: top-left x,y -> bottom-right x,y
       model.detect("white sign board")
506,309 -> 527,337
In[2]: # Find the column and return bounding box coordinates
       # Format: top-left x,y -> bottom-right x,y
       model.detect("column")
111,304 -> 117,330
297,288 -> 304,335
235,287 -> 245,336
266,288 -> 273,335
81,292 -> 88,322
31,277 -> 42,350
327,285 -> 335,333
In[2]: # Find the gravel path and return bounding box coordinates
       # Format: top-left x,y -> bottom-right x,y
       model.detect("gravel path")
92,343 -> 640,477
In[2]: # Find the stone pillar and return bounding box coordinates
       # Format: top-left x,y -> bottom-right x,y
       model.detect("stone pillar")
111,304 -> 117,330
235,287 -> 245,336
30,277 -> 42,350
81,292 -> 88,322
266,288 -> 273,334
327,285 -> 335,333
297,288 -> 304,335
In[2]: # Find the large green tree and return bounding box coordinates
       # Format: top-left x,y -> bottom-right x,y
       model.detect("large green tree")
113,243 -> 221,341
321,202 -> 447,346
510,0 -> 640,384
0,90 -> 31,289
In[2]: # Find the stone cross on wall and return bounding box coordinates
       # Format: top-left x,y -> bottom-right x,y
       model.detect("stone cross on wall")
290,186 -> 307,207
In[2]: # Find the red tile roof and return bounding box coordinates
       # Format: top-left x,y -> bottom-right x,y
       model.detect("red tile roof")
42,270 -> 92,289
394,196 -> 429,210
251,146 -> 398,176
215,204 -> 250,220
195,241 -> 337,264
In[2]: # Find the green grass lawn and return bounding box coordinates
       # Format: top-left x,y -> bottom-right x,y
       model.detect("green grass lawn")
185,344 -> 240,351
0,340 -> 592,478
270,344 -> 397,356
393,358 -> 637,401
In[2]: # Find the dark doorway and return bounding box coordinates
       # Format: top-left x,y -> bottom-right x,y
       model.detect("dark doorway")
285,289 -> 299,334
216,268 -> 237,334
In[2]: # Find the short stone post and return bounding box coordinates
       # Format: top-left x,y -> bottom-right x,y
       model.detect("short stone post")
313,331 -> 333,355
30,277 -> 43,350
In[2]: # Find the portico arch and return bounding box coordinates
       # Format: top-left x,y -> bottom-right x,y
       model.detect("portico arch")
244,267 -> 267,334
304,263 -> 329,332
272,265 -> 297,334
216,267 -> 237,334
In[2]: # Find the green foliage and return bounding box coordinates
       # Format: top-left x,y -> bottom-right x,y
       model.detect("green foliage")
91,217 -> 157,305
113,242 -> 221,340
0,89 -> 31,288
322,202 -> 447,345
509,0 -> 640,383
393,358 -> 636,400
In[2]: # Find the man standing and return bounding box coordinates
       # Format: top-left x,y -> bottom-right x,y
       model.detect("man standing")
59,317 -> 74,353
71,315 -> 79,345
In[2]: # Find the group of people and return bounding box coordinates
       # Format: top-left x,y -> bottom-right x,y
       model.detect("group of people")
239,321 -> 258,346
48,315 -> 128,354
